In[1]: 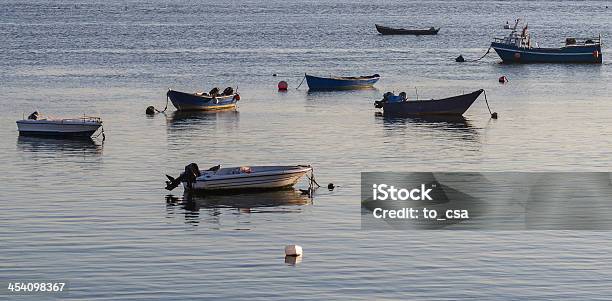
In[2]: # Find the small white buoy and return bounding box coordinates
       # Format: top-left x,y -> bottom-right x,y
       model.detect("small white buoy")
284,245 -> 303,256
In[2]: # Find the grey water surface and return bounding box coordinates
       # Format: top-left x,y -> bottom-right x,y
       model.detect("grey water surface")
1,0 -> 612,300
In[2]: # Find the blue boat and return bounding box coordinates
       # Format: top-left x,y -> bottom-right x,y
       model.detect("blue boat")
491,19 -> 602,64
374,89 -> 484,117
167,87 -> 240,111
305,74 -> 380,90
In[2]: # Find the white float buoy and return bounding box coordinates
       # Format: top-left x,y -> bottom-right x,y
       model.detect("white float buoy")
284,245 -> 303,256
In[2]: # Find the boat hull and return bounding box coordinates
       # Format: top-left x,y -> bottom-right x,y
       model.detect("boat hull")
375,24 -> 439,35
381,89 -> 483,117
167,90 -> 239,111
491,42 -> 602,63
305,74 -> 379,90
184,166 -> 312,192
16,120 -> 102,138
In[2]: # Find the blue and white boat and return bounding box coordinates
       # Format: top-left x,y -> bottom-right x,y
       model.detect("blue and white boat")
16,112 -> 103,138
491,19 -> 602,64
305,74 -> 380,90
167,87 -> 240,111
165,163 -> 313,192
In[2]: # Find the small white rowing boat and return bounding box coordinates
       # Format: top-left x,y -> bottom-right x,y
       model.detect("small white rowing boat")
16,111 -> 103,139
165,164 -> 313,192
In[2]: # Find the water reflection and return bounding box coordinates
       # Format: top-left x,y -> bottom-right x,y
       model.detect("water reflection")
165,110 -> 240,129
16,136 -> 103,156
305,87 -> 379,101
374,113 -> 479,141
166,189 -> 312,226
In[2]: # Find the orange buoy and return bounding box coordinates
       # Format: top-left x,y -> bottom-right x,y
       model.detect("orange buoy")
498,76 -> 508,83
278,81 -> 288,91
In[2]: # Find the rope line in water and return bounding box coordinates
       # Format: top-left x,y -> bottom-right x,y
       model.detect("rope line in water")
483,90 -> 492,115
155,95 -> 169,113
295,74 -> 306,90
457,47 -> 492,62
483,89 -> 498,119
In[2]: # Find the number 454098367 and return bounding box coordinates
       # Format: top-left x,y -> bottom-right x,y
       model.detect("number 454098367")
7,282 -> 65,293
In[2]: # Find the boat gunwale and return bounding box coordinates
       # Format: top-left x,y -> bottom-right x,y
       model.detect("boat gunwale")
305,74 -> 380,82
388,89 -> 484,104
167,89 -> 238,100
196,166 -> 312,182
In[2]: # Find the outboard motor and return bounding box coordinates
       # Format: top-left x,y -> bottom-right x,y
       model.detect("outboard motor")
223,87 -> 234,96
28,111 -> 39,120
209,87 -> 220,97
374,100 -> 384,109
165,163 -> 201,191
399,92 -> 407,100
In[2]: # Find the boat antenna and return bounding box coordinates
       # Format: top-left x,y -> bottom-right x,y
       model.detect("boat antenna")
415,87 -> 418,100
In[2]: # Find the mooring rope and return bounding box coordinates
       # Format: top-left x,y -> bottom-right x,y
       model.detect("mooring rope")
457,46 -> 492,62
306,172 -> 322,188
295,74 -> 306,90
155,95 -> 169,113
483,89 -> 498,119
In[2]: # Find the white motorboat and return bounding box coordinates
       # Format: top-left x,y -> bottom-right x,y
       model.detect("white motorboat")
16,111 -> 103,138
165,163 -> 313,192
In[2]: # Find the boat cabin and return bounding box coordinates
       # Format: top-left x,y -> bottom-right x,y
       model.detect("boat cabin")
493,19 -> 532,48
493,18 -> 601,49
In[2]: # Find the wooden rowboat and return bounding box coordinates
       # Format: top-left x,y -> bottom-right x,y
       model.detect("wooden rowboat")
305,74 -> 380,90
375,24 -> 440,35
374,89 -> 484,117
167,88 -> 240,111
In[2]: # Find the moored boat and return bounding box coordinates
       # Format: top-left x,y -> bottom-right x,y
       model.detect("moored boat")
165,163 -> 313,192
491,19 -> 602,64
305,74 -> 380,90
375,24 -> 440,35
167,87 -> 240,111
374,90 -> 484,117
16,111 -> 103,138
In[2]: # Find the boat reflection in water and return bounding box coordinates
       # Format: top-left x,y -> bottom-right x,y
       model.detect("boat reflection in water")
166,109 -> 239,127
166,189 -> 312,226
165,110 -> 240,139
375,113 -> 479,142
17,135 -> 103,156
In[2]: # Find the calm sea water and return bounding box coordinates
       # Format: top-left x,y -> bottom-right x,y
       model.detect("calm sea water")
2,0 -> 612,300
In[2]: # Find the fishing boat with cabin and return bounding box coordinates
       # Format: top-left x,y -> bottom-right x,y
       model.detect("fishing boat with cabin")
304,74 -> 380,90
167,87 -> 240,111
16,111 -> 104,139
165,163 -> 314,193
491,19 -> 602,64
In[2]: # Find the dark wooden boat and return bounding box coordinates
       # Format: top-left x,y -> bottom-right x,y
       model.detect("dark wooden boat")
374,89 -> 484,117
375,24 -> 440,35
305,74 -> 380,90
167,88 -> 240,111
